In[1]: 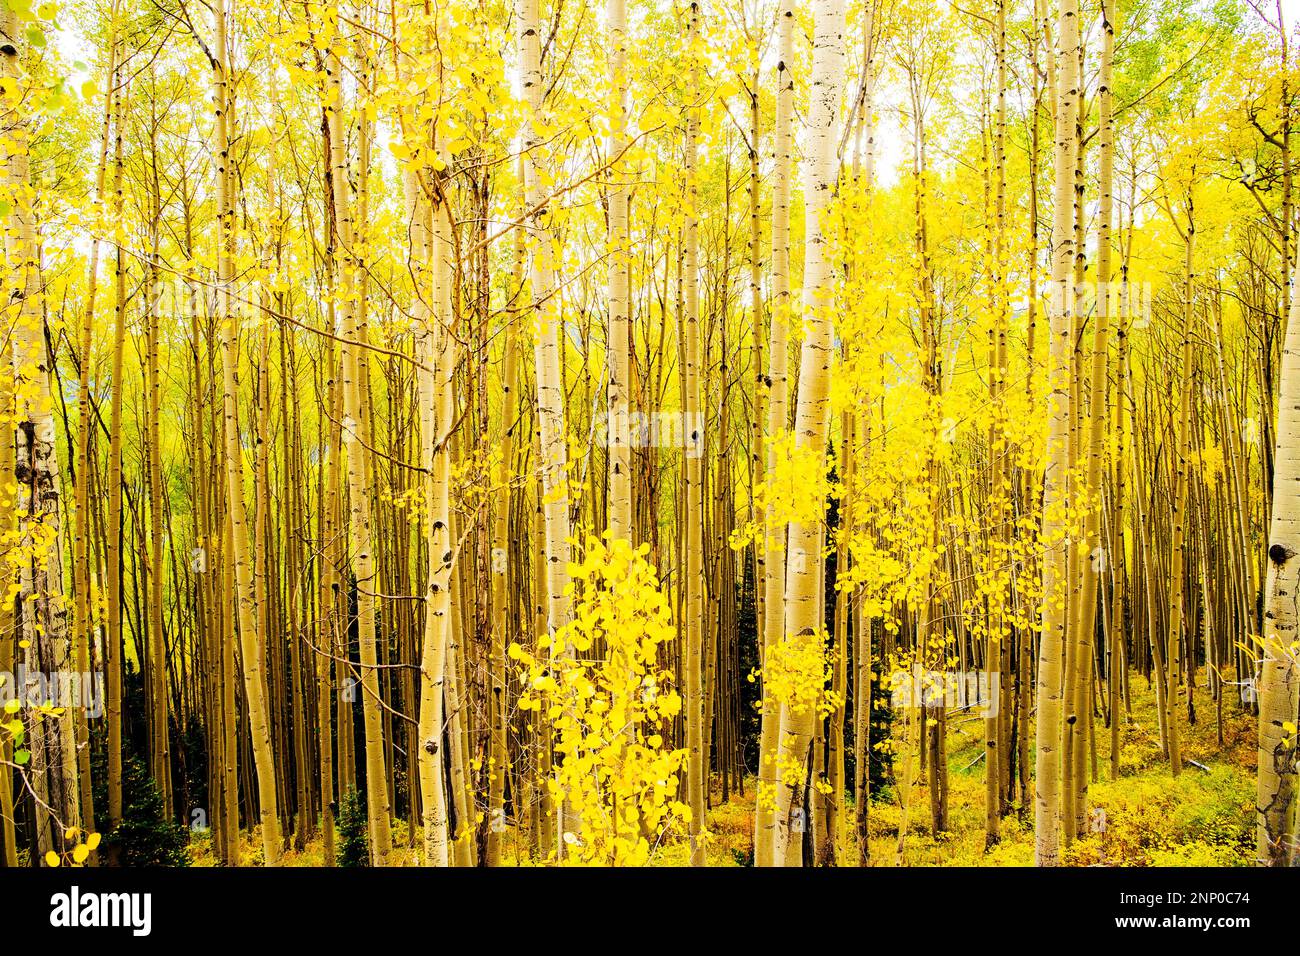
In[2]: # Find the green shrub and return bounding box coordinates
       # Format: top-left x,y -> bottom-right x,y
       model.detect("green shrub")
336,787 -> 370,867
92,752 -> 190,867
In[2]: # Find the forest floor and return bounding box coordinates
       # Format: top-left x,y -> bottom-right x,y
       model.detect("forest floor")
188,675 -> 1259,867
859,679 -> 1259,867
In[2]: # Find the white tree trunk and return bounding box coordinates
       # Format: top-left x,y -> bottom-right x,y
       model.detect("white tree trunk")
519,0 -> 574,853
1256,245 -> 1300,866
755,0 -> 797,868
1034,0 -> 1079,868
771,0 -> 845,869
606,0 -> 632,540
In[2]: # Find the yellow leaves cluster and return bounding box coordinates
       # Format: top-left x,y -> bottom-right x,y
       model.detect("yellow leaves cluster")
509,533 -> 689,865
1191,438 -> 1225,484
754,628 -> 843,720
378,482 -> 425,524
731,430 -> 837,554
43,827 -> 101,867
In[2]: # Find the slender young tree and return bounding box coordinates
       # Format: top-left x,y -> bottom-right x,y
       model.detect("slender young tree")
212,0 -> 282,864
755,0 -> 795,868
104,55 -> 129,836
682,0 -> 707,868
607,0 -> 632,542
518,0 -> 575,854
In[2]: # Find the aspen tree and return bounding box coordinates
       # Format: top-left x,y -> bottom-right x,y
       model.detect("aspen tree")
1069,0 -> 1117,834
1034,0 -> 1080,868
771,0 -> 845,869
72,9 -> 118,846
530,433 -> 557,855
414,177 -> 456,867
388,5 -> 450,862
899,20 -> 948,839
281,317 -> 310,847
745,10 -> 764,661
829,409 -> 851,863
187,291 -> 221,857
220,444 -> 239,861
518,1 -> 571,627
518,0 -> 575,854
1104,0 -> 1125,783
317,334 -> 341,865
144,107 -> 172,817
1162,184 -> 1197,780
484,172 -> 520,868
848,1 -> 880,867
254,261 -> 275,828
1117,171 -> 1143,767
984,0 -> 1009,850
1,0 -> 80,851
607,0 -> 632,541
600,0 -> 637,836
681,0 -> 707,868
1063,13 -> 1093,843
1025,0 -> 1050,412
445,514 -> 474,867
1255,227 -> 1300,866
326,23 -> 392,864
755,0 -> 795,868
212,0 -> 282,864
103,55 -> 128,836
